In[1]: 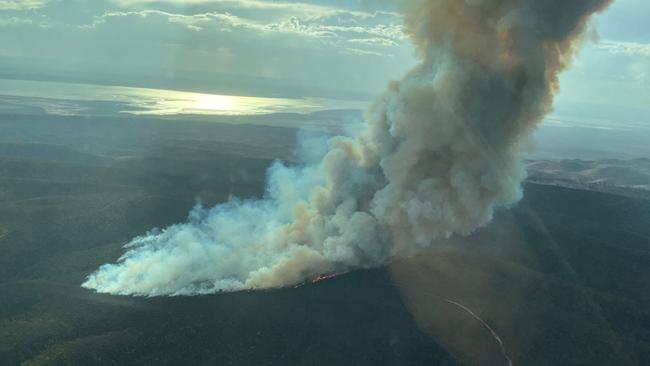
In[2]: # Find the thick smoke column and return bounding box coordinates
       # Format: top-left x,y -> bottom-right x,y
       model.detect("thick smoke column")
83,0 -> 612,296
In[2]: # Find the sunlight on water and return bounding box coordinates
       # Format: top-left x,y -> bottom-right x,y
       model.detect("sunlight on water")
0,79 -> 367,116
122,86 -> 322,116
196,95 -> 234,111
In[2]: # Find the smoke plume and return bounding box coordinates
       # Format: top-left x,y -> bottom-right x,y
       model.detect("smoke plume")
83,0 -> 612,296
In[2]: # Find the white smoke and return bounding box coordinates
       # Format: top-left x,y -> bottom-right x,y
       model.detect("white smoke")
83,0 -> 612,296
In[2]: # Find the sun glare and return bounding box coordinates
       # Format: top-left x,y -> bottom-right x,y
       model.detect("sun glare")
196,94 -> 234,111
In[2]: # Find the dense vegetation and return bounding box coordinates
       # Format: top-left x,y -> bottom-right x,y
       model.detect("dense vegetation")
0,113 -> 648,365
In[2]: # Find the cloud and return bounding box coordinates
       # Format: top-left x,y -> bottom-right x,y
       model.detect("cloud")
0,0 -> 415,97
348,37 -> 399,47
108,0 -> 388,16
87,6 -> 404,45
0,0 -> 47,10
341,47 -> 385,57
598,40 -> 650,56
0,16 -> 35,26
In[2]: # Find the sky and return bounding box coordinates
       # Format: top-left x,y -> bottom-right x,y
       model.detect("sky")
0,0 -> 648,120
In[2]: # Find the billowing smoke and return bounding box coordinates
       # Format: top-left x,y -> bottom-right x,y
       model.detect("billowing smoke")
83,0 -> 612,296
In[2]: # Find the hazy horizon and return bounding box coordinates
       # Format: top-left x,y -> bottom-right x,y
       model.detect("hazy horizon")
0,0 -> 648,123
1,75 -> 649,160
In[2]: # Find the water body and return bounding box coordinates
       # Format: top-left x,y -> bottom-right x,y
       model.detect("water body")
1,78 -> 648,160
0,78 -> 369,117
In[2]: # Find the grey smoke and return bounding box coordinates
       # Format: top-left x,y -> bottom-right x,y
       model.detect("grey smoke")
83,0 -> 613,296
